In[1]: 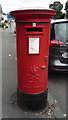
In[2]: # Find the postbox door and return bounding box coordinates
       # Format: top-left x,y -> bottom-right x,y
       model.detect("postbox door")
17,23 -> 50,93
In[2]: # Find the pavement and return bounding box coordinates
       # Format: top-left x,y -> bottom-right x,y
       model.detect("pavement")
1,27 -> 66,119
0,28 -> 2,120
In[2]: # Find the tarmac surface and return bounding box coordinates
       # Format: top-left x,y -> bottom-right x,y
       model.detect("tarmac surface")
2,27 -> 66,119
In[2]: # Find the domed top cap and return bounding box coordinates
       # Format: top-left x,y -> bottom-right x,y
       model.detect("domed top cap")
10,8 -> 56,19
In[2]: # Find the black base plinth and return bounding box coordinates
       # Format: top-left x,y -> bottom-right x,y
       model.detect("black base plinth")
17,89 -> 48,110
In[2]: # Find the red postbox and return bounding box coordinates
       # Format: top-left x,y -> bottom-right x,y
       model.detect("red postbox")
10,9 -> 56,109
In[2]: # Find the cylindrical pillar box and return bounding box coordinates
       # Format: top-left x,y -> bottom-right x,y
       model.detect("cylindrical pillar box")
10,9 -> 56,109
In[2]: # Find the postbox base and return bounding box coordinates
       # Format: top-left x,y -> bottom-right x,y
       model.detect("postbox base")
17,89 -> 48,110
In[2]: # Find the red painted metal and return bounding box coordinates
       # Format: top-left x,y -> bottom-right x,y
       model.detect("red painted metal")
10,9 -> 56,93
50,40 -> 65,46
